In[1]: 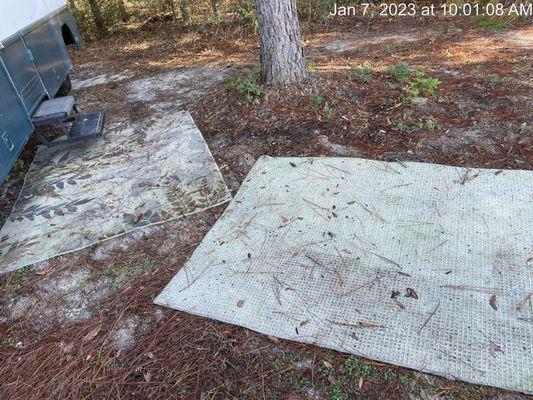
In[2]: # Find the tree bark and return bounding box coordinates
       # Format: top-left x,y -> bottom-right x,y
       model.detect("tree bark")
254,0 -> 306,84
87,0 -> 108,37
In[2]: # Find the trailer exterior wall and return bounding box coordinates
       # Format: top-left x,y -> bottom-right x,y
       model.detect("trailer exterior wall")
0,66 -> 34,182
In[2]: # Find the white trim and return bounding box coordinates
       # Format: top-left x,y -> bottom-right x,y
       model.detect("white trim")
0,1 -> 67,44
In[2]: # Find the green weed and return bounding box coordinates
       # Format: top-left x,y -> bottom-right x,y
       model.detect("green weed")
344,356 -> 379,380
406,70 -> 441,101
329,383 -> 348,400
425,117 -> 439,131
400,374 -> 411,385
227,72 -> 263,103
307,61 -> 317,72
312,95 -> 323,106
350,63 -> 372,84
395,121 -> 419,133
474,16 -> 508,30
109,259 -> 156,289
387,62 -> 410,83
383,369 -> 397,381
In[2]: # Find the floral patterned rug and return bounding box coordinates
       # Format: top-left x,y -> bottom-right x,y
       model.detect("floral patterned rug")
0,111 -> 230,273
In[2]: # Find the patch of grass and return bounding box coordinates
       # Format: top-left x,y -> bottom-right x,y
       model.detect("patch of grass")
227,71 -> 263,104
387,62 -> 410,83
12,159 -> 25,172
395,120 -> 419,133
383,369 -> 397,381
295,377 -> 311,390
407,69 -> 441,101
108,259 -> 156,289
425,117 -> 439,131
474,16 -> 508,30
400,374 -> 411,385
350,62 -> 372,84
328,382 -> 348,400
344,356 -> 379,380
5,266 -> 30,297
16,265 -> 29,279
312,95 -> 323,106
272,359 -> 285,372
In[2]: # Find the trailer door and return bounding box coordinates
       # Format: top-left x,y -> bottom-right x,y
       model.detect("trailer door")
24,21 -> 70,96
0,37 -> 47,114
0,64 -> 33,183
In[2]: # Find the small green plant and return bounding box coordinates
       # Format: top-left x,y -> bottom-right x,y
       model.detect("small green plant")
227,72 -> 263,103
295,377 -> 311,390
109,259 -> 156,289
395,121 -> 419,133
400,374 -> 411,385
3,337 -> 16,346
459,107 -> 470,120
329,383 -> 348,400
307,61 -> 317,72
425,117 -> 439,131
344,356 -> 379,380
16,265 -> 29,278
350,62 -> 372,84
13,159 -> 25,172
383,369 -> 397,381
407,70 -> 441,101
360,364 -> 379,379
344,356 -> 360,377
312,95 -> 323,106
387,62 -> 410,83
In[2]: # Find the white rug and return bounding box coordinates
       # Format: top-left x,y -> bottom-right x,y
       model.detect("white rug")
0,111 -> 230,273
156,156 -> 533,394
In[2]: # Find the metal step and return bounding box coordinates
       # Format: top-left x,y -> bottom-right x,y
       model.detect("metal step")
32,96 -> 76,125
69,112 -> 105,140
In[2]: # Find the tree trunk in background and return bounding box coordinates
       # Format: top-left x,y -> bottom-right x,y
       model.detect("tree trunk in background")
253,0 -> 306,84
87,0 -> 108,37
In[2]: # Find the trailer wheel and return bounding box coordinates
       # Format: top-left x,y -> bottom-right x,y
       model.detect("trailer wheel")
57,75 -> 72,96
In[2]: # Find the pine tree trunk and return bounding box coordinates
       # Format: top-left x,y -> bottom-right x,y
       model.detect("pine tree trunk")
87,0 -> 108,37
253,0 -> 306,84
